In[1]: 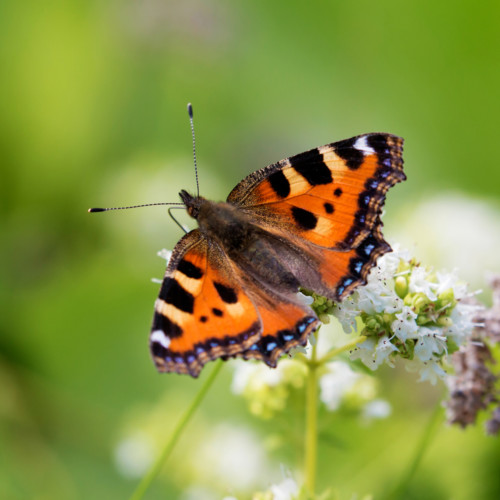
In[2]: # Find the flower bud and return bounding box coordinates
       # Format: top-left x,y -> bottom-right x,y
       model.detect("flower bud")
319,313 -> 331,324
437,316 -> 453,327
395,276 -> 409,298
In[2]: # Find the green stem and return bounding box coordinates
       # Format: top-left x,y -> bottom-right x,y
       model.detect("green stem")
303,334 -> 367,496
317,335 -> 367,365
129,360 -> 224,500
388,402 -> 443,500
304,337 -> 319,496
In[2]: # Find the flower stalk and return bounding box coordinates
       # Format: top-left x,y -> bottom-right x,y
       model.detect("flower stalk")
388,402 -> 444,500
129,360 -> 223,500
303,329 -> 370,496
304,338 -> 319,496
318,335 -> 367,365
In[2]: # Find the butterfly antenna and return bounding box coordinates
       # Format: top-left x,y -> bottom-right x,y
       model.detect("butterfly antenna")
187,103 -> 200,197
88,202 -> 184,213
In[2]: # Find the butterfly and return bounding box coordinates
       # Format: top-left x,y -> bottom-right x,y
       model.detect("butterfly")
148,132 -> 405,377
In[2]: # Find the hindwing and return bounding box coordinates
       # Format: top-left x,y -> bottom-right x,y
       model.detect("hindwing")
150,230 -> 261,376
150,230 -> 320,376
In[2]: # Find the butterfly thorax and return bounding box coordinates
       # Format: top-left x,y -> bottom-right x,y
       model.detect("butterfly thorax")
180,189 -> 251,249
180,189 -> 308,296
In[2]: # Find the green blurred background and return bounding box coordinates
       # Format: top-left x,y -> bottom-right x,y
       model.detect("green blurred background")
2,1 -> 500,499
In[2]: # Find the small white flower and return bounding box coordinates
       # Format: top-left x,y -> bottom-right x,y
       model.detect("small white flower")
350,337 -> 379,369
391,306 -> 418,342
231,359 -> 307,418
231,362 -> 283,395
383,244 -> 412,273
360,283 -> 402,314
194,424 -> 270,490
375,335 -> 399,366
157,248 -> 172,264
409,266 -> 437,300
435,269 -> 461,296
414,327 -> 448,362
334,298 -> 360,333
269,477 -> 299,500
446,302 -> 482,345
114,433 -> 153,478
410,361 -> 447,385
297,291 -> 314,306
319,361 -> 361,411
362,399 -> 392,420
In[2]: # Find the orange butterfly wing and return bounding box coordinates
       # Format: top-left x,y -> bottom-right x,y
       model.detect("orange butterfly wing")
150,230 -> 319,376
227,133 -> 405,299
150,230 -> 261,376
228,134 -> 404,247
151,133 -> 405,376
233,298 -> 318,367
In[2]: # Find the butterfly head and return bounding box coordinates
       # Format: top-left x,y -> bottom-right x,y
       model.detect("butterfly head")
180,189 -> 204,219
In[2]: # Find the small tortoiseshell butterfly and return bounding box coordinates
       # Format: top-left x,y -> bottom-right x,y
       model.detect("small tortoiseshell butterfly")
149,126 -> 405,377
91,107 -> 405,378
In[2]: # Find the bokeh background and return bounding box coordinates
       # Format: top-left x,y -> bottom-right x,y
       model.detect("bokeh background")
1,1 -> 500,499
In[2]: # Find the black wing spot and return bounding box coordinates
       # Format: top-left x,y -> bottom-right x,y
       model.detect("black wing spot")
324,202 -> 334,214
212,308 -> 224,317
268,170 -> 291,198
151,341 -> 168,358
334,188 -> 343,197
291,206 -> 318,230
152,312 -> 183,338
290,149 -> 332,185
366,134 -> 390,156
214,281 -> 238,304
334,137 -> 364,170
160,277 -> 194,313
178,259 -> 203,279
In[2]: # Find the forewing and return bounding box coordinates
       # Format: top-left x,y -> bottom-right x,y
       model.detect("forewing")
227,133 -> 405,250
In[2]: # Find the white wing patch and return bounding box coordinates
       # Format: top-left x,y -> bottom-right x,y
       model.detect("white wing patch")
354,136 -> 376,155
151,329 -> 171,349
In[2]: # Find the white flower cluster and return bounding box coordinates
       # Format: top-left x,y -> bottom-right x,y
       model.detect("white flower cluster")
318,359 -> 392,422
334,247 -> 480,384
250,476 -> 300,500
231,356 -> 389,420
231,359 -> 307,419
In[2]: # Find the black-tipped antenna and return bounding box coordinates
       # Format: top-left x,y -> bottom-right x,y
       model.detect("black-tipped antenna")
187,103 -> 200,197
88,202 -> 184,213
